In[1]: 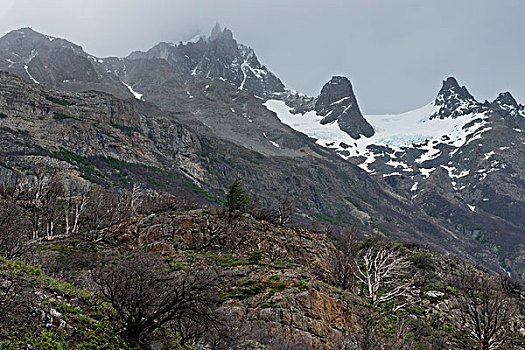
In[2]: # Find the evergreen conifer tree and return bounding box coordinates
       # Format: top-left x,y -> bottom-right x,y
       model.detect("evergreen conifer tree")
226,178 -> 249,213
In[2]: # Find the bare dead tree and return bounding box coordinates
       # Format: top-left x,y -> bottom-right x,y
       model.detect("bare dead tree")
331,226 -> 360,291
15,175 -> 65,241
129,183 -> 142,212
247,196 -> 279,224
334,314 -> 426,350
0,269 -> 38,338
137,193 -> 199,214
192,212 -> 227,251
354,246 -> 412,307
65,186 -> 87,236
81,188 -> 134,238
0,200 -> 31,260
25,175 -> 48,240
91,253 -> 227,345
447,269 -> 518,350
41,179 -> 66,240
277,196 -> 294,226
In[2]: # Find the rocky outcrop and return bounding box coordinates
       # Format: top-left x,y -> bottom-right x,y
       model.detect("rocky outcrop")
431,76 -> 480,119
125,23 -> 286,98
315,76 -> 374,139
491,92 -> 525,129
96,210 -> 357,349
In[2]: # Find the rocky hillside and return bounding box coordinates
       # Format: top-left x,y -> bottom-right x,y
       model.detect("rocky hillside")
2,195 -> 525,349
0,69 -> 505,277
0,24 -> 523,281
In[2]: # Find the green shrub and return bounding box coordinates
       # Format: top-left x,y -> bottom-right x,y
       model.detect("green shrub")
237,279 -> 267,297
110,123 -> 141,135
45,95 -> 74,106
295,281 -> 309,291
268,281 -> 288,296
249,250 -> 265,262
53,112 -> 78,121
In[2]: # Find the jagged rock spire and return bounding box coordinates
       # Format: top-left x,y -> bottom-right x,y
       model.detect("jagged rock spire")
435,77 -> 476,106
493,92 -> 519,108
431,77 -> 480,119
315,76 -> 374,139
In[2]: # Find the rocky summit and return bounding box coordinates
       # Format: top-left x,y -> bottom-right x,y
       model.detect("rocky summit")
431,76 -> 480,119
315,76 -> 374,139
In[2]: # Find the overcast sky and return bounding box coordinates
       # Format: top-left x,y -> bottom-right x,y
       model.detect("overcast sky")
1,0 -> 524,114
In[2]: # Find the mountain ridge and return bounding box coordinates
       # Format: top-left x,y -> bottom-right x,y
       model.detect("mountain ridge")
0,26 -> 524,280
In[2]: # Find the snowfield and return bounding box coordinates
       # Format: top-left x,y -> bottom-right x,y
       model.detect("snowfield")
264,99 -> 489,172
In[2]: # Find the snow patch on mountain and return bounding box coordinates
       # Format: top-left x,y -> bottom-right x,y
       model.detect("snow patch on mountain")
264,99 -> 357,151
266,98 -> 491,174
122,82 -> 143,100
24,65 -> 39,84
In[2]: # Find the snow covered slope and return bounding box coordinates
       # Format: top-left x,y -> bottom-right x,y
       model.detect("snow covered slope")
266,78 -> 495,176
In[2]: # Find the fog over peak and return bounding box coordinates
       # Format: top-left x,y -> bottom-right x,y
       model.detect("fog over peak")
1,0 -> 524,114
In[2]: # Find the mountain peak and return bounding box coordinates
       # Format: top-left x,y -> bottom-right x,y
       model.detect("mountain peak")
210,22 -> 222,40
315,76 -> 374,139
5,27 -> 47,41
493,91 -> 518,108
441,76 -> 460,90
435,76 -> 475,105
317,76 -> 354,103
431,77 -> 479,119
208,22 -> 234,42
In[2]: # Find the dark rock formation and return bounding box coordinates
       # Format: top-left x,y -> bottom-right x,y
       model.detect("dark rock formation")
431,76 -> 480,119
315,76 -> 374,139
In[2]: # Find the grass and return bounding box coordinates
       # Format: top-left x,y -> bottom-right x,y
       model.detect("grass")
371,222 -> 392,237
51,148 -> 105,180
248,250 -> 265,262
100,156 -> 173,177
185,181 -> 225,206
345,196 -> 363,211
45,95 -> 74,106
309,212 -> 341,225
53,112 -> 79,121
268,281 -> 288,296
0,257 -> 135,349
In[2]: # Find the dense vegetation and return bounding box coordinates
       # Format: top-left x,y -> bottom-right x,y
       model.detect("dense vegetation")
0,177 -> 524,349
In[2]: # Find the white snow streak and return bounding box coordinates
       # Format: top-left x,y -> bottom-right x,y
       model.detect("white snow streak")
122,82 -> 143,100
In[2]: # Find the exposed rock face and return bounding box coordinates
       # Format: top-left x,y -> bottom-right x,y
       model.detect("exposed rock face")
0,27 -> 131,98
491,92 -> 525,129
126,23 -> 285,98
315,76 -> 374,139
494,91 -> 519,109
431,77 -> 480,119
101,210 -> 357,349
